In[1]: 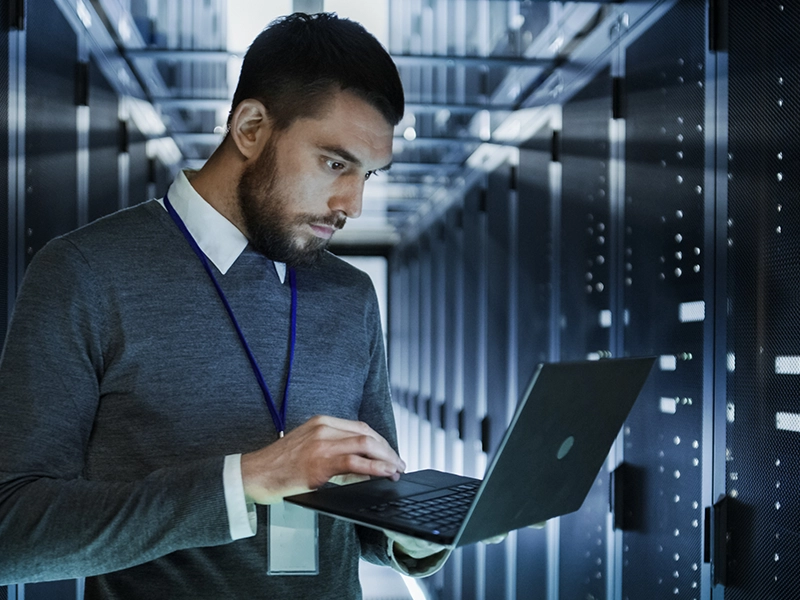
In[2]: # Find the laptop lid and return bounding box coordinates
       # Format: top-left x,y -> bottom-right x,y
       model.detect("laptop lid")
454,356 -> 655,546
286,357 -> 655,547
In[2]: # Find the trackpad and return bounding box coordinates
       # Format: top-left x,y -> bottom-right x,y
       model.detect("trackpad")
346,477 -> 437,502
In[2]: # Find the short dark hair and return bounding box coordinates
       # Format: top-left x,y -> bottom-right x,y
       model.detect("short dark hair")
230,12 -> 404,130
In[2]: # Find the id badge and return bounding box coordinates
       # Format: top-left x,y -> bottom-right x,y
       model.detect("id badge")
267,501 -> 319,575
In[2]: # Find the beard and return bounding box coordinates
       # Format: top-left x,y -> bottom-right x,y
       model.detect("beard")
236,138 -> 346,268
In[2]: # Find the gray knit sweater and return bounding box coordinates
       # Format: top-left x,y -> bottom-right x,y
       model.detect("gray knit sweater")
0,200 -> 397,598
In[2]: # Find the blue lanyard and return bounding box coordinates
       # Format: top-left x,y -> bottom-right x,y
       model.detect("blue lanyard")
163,194 -> 297,438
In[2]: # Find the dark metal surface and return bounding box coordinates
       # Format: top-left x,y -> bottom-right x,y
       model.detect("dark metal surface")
23,580 -> 76,600
1,0 -> 10,341
484,164 -> 513,599
621,2 -> 707,598
557,65 -> 613,600
513,132 -> 554,600
517,129 -> 555,389
459,184 -> 485,600
127,119 -> 148,206
24,0 -> 78,265
88,57 -> 119,222
442,204 -> 465,600
725,1 -> 800,597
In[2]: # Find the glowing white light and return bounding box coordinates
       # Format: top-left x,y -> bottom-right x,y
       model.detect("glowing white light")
776,412 -> 800,433
679,301 -> 705,322
119,17 -> 132,42
479,110 -> 492,141
402,575 -> 430,600
403,127 -> 417,141
660,355 -> 677,371
775,356 -> 800,374
227,0 -> 293,52
77,0 -> 92,28
660,397 -> 677,414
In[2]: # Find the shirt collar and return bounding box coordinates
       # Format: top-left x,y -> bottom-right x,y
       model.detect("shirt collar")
158,170 -> 287,282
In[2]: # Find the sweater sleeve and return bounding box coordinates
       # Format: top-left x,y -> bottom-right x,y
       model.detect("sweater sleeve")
0,239 -> 233,585
354,281 -> 398,567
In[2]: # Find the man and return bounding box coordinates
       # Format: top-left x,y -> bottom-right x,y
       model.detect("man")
0,13 -> 444,598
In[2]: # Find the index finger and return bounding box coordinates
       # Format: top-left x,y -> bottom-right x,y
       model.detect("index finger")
309,415 -> 390,444
308,415 -> 405,470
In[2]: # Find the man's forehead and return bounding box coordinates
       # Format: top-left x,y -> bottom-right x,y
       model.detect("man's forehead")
298,96 -> 394,166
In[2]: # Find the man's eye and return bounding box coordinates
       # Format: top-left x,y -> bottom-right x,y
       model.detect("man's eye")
365,171 -> 378,181
327,160 -> 345,171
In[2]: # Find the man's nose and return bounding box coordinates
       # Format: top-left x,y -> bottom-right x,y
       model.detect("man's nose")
330,176 -> 364,219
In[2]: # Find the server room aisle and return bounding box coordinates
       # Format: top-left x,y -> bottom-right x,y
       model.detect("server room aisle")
361,562 -> 424,600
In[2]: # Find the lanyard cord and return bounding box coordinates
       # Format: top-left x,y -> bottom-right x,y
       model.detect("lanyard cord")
163,194 -> 297,437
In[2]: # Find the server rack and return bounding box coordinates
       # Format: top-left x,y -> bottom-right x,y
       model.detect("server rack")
620,3 -> 708,598
724,2 -> 800,598
2,1 -> 799,599
388,2 -> 799,600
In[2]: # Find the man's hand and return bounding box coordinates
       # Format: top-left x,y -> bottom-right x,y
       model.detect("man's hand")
241,415 -> 405,504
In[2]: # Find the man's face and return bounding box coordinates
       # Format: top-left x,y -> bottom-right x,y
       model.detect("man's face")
237,90 -> 395,267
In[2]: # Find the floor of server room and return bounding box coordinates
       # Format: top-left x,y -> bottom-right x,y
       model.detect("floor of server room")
361,562 -> 419,600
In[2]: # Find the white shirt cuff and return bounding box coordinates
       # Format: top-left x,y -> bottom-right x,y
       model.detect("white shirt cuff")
386,534 -> 450,577
223,453 -> 257,540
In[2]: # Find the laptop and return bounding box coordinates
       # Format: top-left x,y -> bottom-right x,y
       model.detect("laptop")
286,357 -> 655,548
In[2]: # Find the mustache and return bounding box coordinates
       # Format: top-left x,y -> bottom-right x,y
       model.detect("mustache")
306,213 -> 347,230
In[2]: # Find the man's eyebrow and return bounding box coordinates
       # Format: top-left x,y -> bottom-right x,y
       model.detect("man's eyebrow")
319,145 -> 362,167
319,145 -> 392,172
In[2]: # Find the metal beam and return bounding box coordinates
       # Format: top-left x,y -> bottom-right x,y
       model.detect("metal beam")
394,136 -> 484,147
127,50 -> 234,61
154,98 -> 516,114
127,49 -> 552,69
180,158 -> 461,172
391,54 -> 551,69
172,132 -> 484,146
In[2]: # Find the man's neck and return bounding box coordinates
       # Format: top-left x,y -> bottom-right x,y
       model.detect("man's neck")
188,150 -> 247,236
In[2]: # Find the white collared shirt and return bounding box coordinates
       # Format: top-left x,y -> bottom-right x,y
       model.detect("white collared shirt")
158,170 -> 287,540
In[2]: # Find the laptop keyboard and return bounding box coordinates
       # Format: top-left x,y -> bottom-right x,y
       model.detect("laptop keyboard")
358,480 -> 480,533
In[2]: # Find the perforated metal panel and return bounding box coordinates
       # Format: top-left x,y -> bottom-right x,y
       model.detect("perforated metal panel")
25,0 -> 78,265
558,66 -> 613,600
726,1 -> 800,597
88,57 -> 119,222
621,2 -> 707,598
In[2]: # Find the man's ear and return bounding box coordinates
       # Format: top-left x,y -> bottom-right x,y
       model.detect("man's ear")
228,99 -> 272,160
